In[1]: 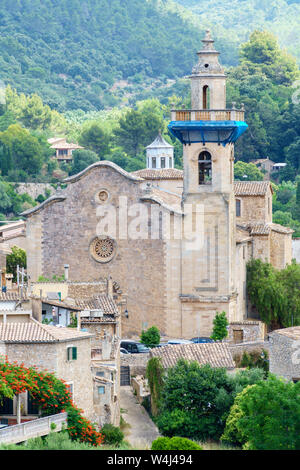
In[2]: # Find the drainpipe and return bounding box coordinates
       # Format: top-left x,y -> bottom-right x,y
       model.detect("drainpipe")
107,276 -> 113,297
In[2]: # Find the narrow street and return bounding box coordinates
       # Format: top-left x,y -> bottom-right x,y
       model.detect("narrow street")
120,386 -> 160,450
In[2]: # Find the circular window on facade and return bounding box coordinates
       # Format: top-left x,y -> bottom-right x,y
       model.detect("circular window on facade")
96,189 -> 109,204
90,236 -> 116,263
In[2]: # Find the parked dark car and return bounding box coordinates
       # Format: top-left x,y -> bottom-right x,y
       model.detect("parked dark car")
151,342 -> 168,349
168,339 -> 193,345
120,340 -> 150,354
190,337 -> 215,344
120,347 -> 130,355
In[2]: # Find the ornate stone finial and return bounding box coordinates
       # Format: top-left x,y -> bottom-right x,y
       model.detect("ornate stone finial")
204,29 -> 212,41
232,101 -> 236,110
241,103 -> 245,110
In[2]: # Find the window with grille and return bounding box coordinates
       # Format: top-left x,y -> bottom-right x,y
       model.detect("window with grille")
198,151 -> 212,185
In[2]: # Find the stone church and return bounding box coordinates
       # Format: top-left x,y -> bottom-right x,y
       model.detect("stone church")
22,32 -> 293,339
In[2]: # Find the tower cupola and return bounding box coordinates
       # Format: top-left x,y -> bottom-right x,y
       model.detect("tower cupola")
146,132 -> 174,170
190,30 -> 226,109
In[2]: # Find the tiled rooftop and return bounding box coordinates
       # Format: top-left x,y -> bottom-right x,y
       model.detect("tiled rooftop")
150,342 -> 235,369
132,168 -> 183,180
75,294 -> 119,316
234,181 -> 272,196
0,292 -> 28,302
0,320 -> 93,343
272,327 -> 300,341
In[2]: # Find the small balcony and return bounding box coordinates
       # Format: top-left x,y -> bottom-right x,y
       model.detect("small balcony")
171,107 -> 245,123
0,412 -> 68,445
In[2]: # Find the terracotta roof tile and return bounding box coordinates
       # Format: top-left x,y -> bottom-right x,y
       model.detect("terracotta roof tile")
150,342 -> 235,369
132,169 -> 183,180
0,321 -> 93,343
270,223 -> 294,234
271,326 -> 300,341
75,294 -> 119,316
234,181 -> 272,196
0,292 -> 28,302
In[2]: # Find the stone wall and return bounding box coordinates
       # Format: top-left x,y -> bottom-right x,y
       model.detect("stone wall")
236,191 -> 272,225
68,281 -> 107,299
229,341 -> 269,364
13,183 -> 55,200
269,333 -> 300,381
293,239 -> 300,263
121,353 -> 150,376
55,338 -> 95,420
228,321 -> 266,344
27,165 -> 167,337
270,230 -> 293,270
131,376 -> 150,404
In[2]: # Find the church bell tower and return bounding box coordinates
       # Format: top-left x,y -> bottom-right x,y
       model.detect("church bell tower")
168,31 -> 248,334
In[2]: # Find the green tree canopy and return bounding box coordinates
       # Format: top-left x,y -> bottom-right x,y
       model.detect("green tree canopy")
234,161 -> 264,181
6,246 -> 27,282
79,123 -> 111,159
222,376 -> 300,450
71,149 -> 99,175
140,326 -> 160,348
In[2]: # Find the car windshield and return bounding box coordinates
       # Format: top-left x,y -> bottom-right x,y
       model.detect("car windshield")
136,344 -> 149,352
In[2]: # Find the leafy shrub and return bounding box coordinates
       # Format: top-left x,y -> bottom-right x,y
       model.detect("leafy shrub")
151,437 -> 202,450
140,326 -> 160,348
100,424 -> 124,446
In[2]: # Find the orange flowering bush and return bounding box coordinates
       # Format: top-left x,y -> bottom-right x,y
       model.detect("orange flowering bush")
0,357 -> 103,447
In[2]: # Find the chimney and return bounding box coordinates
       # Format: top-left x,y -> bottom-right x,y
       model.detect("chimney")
64,264 -> 69,281
107,276 -> 113,297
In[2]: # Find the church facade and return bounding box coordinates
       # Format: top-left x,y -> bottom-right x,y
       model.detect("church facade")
23,32 -> 293,339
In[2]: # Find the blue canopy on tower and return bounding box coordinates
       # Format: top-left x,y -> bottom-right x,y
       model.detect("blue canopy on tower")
168,120 -> 248,146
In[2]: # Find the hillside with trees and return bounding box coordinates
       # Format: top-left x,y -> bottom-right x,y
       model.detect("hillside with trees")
0,0 -> 204,111
176,0 -> 300,66
0,0 -> 300,111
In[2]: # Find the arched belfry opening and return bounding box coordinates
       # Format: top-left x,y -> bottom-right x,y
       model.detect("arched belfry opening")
198,151 -> 212,185
203,85 -> 210,109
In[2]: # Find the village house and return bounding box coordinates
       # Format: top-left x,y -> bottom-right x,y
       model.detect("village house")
22,32 -> 293,341
0,320 -> 95,424
29,276 -> 122,426
48,137 -> 83,163
269,326 -> 300,382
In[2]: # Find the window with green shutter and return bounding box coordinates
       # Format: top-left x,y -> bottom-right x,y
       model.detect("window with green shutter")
67,346 -> 77,361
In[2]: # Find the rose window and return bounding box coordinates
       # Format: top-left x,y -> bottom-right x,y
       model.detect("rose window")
90,236 -> 116,263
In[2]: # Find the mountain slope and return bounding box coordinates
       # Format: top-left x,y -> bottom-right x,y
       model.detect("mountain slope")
174,0 -> 300,65
0,0 -> 205,111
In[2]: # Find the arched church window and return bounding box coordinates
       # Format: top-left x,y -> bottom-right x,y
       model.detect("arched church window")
198,151 -> 212,185
152,157 -> 156,169
236,199 -> 241,217
161,157 -> 166,169
203,85 -> 210,109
